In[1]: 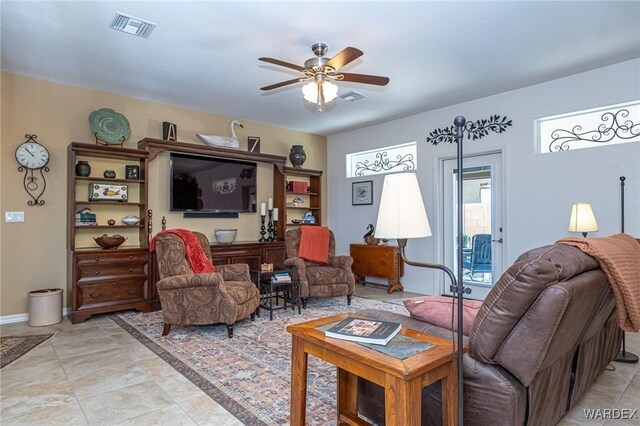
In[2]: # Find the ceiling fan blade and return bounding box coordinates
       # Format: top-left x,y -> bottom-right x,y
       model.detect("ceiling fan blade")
339,72 -> 390,86
258,57 -> 306,72
325,47 -> 363,70
260,78 -> 303,91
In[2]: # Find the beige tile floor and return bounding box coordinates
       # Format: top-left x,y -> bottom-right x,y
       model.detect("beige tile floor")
0,285 -> 638,425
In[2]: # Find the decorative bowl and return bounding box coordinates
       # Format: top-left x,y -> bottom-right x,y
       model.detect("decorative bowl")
94,234 -> 127,249
214,228 -> 237,244
122,215 -> 141,225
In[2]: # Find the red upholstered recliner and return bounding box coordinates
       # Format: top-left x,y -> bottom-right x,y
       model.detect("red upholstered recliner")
283,228 -> 355,308
154,231 -> 259,337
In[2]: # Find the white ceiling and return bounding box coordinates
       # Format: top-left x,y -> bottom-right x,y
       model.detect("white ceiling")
2,1 -> 639,136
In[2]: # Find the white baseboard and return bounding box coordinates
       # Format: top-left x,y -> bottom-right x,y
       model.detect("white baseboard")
0,308 -> 71,325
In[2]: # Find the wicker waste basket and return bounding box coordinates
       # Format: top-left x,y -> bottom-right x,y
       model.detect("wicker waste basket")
28,288 -> 63,326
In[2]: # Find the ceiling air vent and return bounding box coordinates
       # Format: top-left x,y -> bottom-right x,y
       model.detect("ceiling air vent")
110,13 -> 157,38
340,91 -> 366,102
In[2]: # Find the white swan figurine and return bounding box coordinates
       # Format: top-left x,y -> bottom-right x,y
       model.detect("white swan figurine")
197,120 -> 244,149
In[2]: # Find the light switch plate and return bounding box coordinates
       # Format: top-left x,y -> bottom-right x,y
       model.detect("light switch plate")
5,212 -> 25,222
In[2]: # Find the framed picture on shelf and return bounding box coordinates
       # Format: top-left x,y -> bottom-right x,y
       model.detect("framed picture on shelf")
352,180 -> 373,206
89,183 -> 128,202
125,165 -> 139,180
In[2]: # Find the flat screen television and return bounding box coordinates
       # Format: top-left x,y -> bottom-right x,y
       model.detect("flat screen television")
170,153 -> 257,213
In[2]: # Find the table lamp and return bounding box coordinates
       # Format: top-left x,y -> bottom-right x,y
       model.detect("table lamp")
568,203 -> 598,237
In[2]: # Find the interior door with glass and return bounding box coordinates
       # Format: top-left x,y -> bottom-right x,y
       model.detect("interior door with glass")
442,152 -> 503,300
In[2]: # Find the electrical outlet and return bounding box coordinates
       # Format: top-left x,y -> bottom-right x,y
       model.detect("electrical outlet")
5,211 -> 25,222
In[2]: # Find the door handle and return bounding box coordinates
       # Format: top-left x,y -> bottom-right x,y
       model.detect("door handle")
492,238 -> 503,243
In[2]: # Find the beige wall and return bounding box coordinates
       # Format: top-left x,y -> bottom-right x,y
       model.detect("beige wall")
0,72 -> 327,317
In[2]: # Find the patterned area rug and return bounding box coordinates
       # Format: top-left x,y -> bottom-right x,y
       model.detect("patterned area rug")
113,296 -> 408,426
0,334 -> 54,368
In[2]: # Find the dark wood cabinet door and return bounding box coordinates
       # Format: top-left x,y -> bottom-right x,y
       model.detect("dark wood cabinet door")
230,254 -> 261,270
262,242 -> 287,268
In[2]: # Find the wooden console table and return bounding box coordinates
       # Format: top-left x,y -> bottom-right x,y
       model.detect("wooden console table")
350,244 -> 404,293
287,314 -> 461,425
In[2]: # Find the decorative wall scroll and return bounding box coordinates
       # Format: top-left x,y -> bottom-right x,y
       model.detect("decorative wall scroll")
426,115 -> 512,145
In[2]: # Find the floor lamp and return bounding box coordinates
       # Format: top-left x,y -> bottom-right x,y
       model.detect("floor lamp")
615,176 -> 639,363
374,116 -> 469,424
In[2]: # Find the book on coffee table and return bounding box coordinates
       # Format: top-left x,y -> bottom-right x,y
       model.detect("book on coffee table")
325,317 -> 401,345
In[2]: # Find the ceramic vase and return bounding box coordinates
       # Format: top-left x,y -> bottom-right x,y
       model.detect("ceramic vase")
75,161 -> 91,177
103,170 -> 116,178
289,145 -> 307,168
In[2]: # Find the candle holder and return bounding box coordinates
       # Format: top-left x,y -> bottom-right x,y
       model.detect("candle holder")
273,220 -> 278,241
259,215 -> 267,242
267,210 -> 274,241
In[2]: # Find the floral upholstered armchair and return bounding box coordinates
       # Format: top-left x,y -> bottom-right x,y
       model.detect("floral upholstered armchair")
154,231 -> 259,338
283,228 -> 355,308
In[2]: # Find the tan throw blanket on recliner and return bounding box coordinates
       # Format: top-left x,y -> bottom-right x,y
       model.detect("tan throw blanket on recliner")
558,233 -> 640,332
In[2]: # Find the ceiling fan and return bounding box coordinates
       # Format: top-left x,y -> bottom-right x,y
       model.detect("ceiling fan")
259,43 -> 390,109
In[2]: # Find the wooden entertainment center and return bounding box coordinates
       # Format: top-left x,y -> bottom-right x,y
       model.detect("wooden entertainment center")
68,138 -> 321,323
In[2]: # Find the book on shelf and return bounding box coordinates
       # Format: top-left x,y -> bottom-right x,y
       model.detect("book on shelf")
272,272 -> 291,282
325,317 -> 402,345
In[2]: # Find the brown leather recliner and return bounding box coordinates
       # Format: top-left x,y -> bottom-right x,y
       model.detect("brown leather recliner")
356,243 -> 624,425
283,228 -> 355,308
154,232 -> 260,338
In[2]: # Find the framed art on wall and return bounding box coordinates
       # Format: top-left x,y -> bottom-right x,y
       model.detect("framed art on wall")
352,180 -> 373,205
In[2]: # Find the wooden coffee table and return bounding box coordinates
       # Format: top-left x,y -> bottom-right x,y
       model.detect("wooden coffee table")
287,313 -> 465,426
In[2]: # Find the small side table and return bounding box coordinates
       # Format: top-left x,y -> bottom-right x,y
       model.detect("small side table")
287,313 -> 465,426
350,243 -> 404,293
250,268 -> 301,321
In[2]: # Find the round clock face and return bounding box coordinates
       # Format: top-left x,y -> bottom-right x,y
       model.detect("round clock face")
16,142 -> 49,169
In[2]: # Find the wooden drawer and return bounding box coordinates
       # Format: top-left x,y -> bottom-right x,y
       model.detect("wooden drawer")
211,243 -> 261,270
77,278 -> 146,309
76,262 -> 147,281
75,250 -> 148,266
210,244 -> 261,258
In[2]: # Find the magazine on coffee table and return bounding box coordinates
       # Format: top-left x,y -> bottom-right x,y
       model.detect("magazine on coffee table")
325,317 -> 401,345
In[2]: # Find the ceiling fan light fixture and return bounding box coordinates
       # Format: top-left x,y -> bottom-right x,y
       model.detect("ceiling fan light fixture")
302,80 -> 338,104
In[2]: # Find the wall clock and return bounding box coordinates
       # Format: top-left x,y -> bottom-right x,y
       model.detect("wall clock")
15,134 -> 50,206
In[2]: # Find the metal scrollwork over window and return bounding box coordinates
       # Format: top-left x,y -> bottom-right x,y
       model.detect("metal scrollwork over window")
346,141 -> 417,178
354,151 -> 415,177
548,108 -> 640,152
538,101 -> 640,154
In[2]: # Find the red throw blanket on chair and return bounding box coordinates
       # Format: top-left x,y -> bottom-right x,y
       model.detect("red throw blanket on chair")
298,226 -> 330,264
150,229 -> 216,273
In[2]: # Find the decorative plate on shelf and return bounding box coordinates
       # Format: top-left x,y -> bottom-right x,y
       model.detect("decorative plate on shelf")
89,108 -> 131,145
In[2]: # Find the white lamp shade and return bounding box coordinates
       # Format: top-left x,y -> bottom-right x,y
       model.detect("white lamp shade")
375,173 -> 432,239
568,203 -> 598,233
